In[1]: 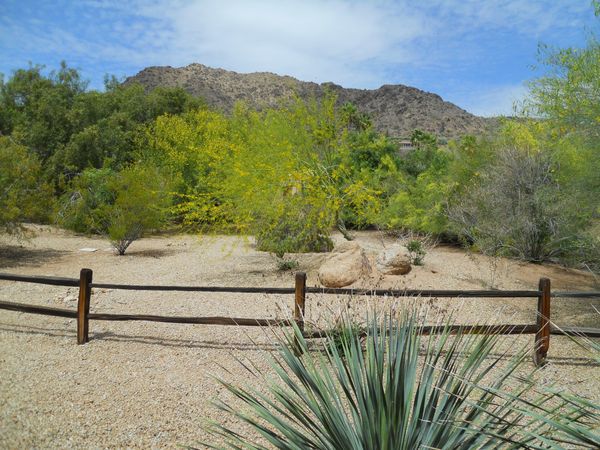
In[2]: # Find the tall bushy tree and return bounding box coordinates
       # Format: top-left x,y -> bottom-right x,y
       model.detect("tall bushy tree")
57,165 -> 170,254
524,4 -> 599,213
445,6 -> 599,267
0,137 -> 53,235
0,62 -> 87,161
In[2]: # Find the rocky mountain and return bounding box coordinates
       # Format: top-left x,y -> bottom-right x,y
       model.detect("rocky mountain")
125,63 -> 493,138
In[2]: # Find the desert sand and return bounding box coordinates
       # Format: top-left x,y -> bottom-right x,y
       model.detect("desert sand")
1,226 -> 598,448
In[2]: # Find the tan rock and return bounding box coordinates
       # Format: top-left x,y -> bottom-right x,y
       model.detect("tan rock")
377,246 -> 412,275
318,241 -> 372,288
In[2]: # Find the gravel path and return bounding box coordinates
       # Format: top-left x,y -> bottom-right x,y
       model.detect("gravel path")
1,226 -> 598,448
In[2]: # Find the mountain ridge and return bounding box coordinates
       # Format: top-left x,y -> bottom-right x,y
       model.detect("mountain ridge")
125,63 -> 494,138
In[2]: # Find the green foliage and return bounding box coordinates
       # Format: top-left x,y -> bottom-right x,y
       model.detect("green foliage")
1,52 -> 597,271
341,101 -> 372,132
255,197 -> 335,256
526,38 -> 600,142
143,95 -> 386,252
448,135 -> 599,268
275,257 -> 300,272
0,137 -> 53,235
377,130 -> 451,234
448,143 -> 585,262
406,239 -> 426,265
446,13 -> 600,268
0,62 -> 86,162
523,4 -> 599,218
49,83 -> 203,183
397,130 -> 443,177
58,165 -> 170,254
56,167 -> 115,233
0,62 -> 203,189
206,312 -> 600,448
103,165 -> 171,254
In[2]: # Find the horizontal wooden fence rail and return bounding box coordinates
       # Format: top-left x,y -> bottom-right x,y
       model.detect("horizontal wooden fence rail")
553,291 -> 600,298
90,282 -> 296,294
0,272 -> 79,286
305,287 -> 542,298
88,313 -> 292,327
0,300 -> 77,318
1,270 -> 599,366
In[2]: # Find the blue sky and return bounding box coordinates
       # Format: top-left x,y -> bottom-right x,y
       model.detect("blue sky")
0,0 -> 596,116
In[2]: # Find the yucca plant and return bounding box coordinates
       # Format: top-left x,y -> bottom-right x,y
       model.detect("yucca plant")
204,312 -> 600,449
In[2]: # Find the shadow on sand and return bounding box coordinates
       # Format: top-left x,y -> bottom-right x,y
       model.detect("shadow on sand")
0,321 -> 599,367
0,321 -> 279,352
119,248 -> 180,258
0,245 -> 68,269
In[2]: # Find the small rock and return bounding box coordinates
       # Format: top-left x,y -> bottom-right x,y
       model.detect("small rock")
63,295 -> 78,303
377,246 -> 412,275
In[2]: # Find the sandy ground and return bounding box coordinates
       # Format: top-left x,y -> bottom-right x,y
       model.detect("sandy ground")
1,226 -> 599,449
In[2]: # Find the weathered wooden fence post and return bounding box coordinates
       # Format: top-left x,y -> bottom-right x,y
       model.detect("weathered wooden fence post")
294,272 -> 307,355
534,277 -> 551,366
294,272 -> 307,333
77,268 -> 93,345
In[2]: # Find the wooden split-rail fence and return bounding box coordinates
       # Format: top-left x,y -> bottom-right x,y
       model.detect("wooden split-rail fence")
1,269 -> 599,366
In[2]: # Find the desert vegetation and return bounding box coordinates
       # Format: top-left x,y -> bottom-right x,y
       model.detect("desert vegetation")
1,28 -> 598,267
1,3 -> 599,449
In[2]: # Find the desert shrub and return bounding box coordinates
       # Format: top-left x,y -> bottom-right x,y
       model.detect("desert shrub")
448,146 -> 590,263
560,225 -> 600,274
275,257 -> 300,272
0,137 -> 53,236
101,166 -> 170,254
405,239 -> 426,265
56,167 -> 115,233
206,311 -> 600,448
58,165 -> 171,254
255,198 -> 334,256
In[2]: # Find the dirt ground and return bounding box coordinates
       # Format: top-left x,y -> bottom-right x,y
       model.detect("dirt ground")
1,226 -> 599,448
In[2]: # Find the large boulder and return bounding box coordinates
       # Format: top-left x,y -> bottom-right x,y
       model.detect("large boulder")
376,246 -> 412,275
318,241 -> 372,288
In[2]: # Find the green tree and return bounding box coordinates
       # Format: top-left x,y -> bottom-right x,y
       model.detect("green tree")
0,62 -> 87,161
524,3 -> 600,217
49,81 -> 204,185
58,165 -> 170,254
101,165 -> 171,254
0,137 -> 53,235
378,130 -> 452,234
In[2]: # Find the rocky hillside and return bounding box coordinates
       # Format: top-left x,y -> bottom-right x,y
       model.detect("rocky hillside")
125,63 -> 493,138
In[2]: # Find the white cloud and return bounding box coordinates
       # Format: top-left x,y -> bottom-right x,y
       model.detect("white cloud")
138,0 -> 428,86
1,0 -> 591,109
